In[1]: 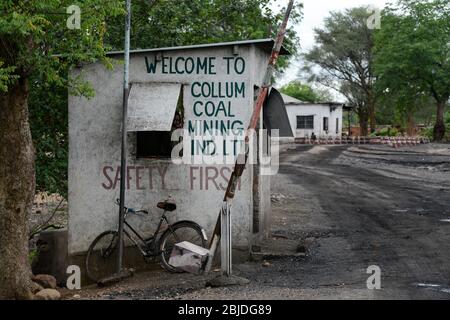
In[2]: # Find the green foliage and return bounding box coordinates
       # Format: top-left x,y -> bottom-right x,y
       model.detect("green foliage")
0,60 -> 18,92
280,81 -> 332,103
376,90 -> 436,128
0,1 -> 124,92
445,111 -> 450,124
421,127 -> 434,140
372,126 -> 400,137
373,0 -> 450,140
29,74 -> 68,198
374,127 -> 389,137
374,0 -> 450,99
28,249 -> 38,265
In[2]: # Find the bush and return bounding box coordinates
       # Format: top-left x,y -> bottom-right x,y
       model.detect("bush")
376,127 -> 390,137
373,126 -> 400,137
421,127 -> 434,140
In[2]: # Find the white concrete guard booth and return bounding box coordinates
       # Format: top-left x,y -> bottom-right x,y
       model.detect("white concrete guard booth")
68,39 -> 288,260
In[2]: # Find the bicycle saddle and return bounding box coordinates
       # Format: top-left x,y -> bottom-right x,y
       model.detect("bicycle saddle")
157,200 -> 176,212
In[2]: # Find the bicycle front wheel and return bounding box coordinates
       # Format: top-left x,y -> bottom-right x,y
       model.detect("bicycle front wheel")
159,221 -> 207,273
85,230 -> 120,283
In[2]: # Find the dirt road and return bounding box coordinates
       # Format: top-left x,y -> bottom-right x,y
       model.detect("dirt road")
261,143 -> 450,299
72,143 -> 450,299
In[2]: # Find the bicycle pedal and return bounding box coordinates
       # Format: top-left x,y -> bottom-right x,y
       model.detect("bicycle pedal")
143,252 -> 154,258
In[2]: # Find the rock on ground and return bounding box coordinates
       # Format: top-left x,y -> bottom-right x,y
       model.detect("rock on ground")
35,289 -> 61,300
32,274 -> 57,289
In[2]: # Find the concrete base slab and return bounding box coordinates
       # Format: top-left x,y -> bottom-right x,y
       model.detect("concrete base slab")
206,274 -> 250,288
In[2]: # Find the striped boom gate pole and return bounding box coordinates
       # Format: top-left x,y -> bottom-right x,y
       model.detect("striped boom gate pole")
203,0 -> 296,274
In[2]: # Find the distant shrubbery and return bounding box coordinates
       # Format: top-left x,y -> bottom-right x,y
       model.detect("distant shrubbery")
370,127 -> 400,137
419,111 -> 450,141
376,127 -> 399,137
371,110 -> 450,141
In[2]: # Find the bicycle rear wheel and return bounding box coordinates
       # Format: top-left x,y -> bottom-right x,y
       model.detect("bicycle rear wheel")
159,221 -> 207,273
85,230 -> 120,283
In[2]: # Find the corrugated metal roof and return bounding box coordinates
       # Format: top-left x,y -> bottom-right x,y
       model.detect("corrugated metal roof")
107,38 -> 290,56
280,92 -> 305,104
280,92 -> 344,106
297,102 -> 345,107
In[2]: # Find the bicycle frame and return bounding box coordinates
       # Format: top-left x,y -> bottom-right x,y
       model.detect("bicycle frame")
122,210 -> 170,257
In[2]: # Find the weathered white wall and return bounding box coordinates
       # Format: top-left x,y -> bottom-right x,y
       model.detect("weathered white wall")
285,104 -> 343,139
68,44 -> 271,255
251,46 -> 272,240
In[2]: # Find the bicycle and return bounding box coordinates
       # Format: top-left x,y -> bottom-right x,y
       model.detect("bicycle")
85,198 -> 208,283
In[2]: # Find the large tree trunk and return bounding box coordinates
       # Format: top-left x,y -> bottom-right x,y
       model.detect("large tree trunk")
406,112 -> 415,136
358,110 -> 369,136
0,78 -> 36,299
368,102 -> 376,134
433,100 -> 446,141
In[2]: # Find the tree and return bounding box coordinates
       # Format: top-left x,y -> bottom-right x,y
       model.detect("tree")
303,7 -> 377,135
280,80 -> 332,103
0,1 -> 123,299
373,0 -> 450,141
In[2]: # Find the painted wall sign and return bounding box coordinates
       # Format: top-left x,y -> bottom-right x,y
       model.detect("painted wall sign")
144,54 -> 248,160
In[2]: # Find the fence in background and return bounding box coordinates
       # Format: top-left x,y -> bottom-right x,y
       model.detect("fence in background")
295,136 -> 431,148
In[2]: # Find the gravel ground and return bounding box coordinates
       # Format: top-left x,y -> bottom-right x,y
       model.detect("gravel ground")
66,143 -> 450,300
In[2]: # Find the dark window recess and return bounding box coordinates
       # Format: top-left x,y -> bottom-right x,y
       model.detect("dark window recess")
136,131 -> 172,158
336,118 -> 339,134
323,117 -> 329,132
297,115 -> 314,129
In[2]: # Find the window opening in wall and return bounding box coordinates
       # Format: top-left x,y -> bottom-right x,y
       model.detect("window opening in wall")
297,115 -> 314,129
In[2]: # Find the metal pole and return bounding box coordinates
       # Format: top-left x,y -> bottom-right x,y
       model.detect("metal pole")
204,0 -> 295,274
117,0 -> 131,273
220,202 -> 232,276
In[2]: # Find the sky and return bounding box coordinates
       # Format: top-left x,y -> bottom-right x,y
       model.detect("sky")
272,0 -> 389,89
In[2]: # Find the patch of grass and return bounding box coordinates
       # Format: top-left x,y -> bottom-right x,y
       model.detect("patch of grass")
29,249 -> 38,265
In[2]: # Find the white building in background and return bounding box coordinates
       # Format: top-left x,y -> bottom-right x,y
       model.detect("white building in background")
281,93 -> 344,139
